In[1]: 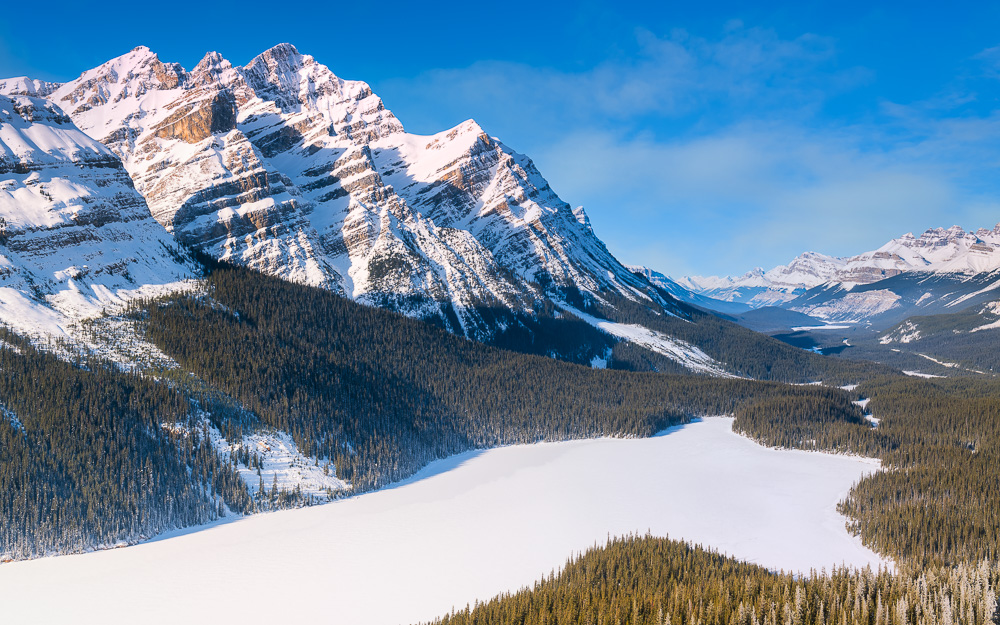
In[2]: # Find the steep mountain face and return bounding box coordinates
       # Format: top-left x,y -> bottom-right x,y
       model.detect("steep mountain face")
678,225 -> 1000,327
0,93 -> 197,340
4,44 -> 872,381
42,44 -> 655,338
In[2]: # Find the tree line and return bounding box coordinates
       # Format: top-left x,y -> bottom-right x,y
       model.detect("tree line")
426,535 -> 998,625
137,263 -> 869,495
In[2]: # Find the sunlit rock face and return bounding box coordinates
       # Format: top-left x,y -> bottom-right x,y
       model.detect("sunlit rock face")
44,44 -> 655,336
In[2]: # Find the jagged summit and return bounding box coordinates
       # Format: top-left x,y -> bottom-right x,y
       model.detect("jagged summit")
676,222 -> 1000,326
4,44 -> 661,341
685,223 -> 1000,301
0,77 -> 61,98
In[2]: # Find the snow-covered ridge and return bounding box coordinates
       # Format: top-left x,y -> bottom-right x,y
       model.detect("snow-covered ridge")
16,43 -> 656,339
0,93 -> 198,343
681,224 -> 1000,307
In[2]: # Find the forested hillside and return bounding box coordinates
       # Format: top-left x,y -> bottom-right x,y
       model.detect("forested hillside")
138,263 -> 870,493
427,535 -> 998,625
2,260 -> 876,560
0,330 -> 251,561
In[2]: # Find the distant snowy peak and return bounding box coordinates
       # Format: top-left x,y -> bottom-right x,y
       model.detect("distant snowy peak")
0,93 -> 196,340
682,224 -> 1000,308
32,43 -> 656,338
630,266 -> 750,314
0,77 -> 61,98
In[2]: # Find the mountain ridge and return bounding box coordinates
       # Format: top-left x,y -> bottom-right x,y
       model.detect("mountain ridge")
672,223 -> 1000,327
17,43 -> 662,342
0,92 -> 197,343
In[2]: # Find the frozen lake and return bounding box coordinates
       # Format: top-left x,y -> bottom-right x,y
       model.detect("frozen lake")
0,417 -> 886,625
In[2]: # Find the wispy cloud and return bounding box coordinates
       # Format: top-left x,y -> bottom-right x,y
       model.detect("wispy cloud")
382,26 -> 870,141
375,25 -> 1000,277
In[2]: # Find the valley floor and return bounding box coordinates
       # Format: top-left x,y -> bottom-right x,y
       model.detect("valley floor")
0,417 -> 886,625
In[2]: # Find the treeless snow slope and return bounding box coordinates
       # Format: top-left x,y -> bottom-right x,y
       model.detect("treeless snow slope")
0,418 -> 885,625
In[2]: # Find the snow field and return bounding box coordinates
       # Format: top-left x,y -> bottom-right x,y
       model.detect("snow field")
204,422 -> 350,498
0,417 -> 886,625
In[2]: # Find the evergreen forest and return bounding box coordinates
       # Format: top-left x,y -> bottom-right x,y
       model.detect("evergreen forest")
3,259 -> 1000,625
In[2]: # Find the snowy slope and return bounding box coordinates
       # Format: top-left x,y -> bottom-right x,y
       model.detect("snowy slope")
0,418 -> 885,625
0,93 -> 197,342
678,224 -> 1000,326
685,225 -> 1000,301
43,44 -> 658,338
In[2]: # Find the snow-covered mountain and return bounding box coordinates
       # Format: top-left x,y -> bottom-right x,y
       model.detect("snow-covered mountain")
629,265 -> 752,314
678,225 -> 1000,326
32,44 -> 655,338
0,92 -> 197,340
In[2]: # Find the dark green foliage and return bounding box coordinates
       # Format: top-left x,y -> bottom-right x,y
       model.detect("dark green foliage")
851,304 -> 1000,374
840,377 -> 1000,567
733,394 -> 885,455
0,330 -> 252,560
426,535 -> 999,625
139,263 -> 866,493
485,302 -> 617,366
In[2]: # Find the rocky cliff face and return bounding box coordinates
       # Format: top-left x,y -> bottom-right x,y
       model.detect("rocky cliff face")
0,93 -> 197,339
44,44 -> 657,337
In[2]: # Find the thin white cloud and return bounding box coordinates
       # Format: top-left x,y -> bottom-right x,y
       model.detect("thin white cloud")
374,27 -> 1000,277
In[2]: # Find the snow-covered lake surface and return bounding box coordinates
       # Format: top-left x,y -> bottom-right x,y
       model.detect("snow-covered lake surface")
0,417 -> 886,625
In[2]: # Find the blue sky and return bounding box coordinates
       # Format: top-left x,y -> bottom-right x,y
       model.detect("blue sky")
3,1 -> 1000,277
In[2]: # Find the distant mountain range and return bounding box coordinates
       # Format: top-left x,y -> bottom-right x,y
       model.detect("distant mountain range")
660,225 -> 1000,329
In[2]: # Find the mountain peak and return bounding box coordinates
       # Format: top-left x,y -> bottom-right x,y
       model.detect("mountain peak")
194,51 -> 230,72
261,42 -> 300,58
0,76 -> 61,97
247,43 -> 305,73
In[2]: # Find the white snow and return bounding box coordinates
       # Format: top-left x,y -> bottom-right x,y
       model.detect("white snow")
852,398 -> 878,428
970,318 -> 1000,333
917,353 -> 960,368
943,276 -> 1000,309
903,370 -> 945,379
791,324 -> 851,331
879,320 -> 921,344
559,303 -> 733,376
0,418 -> 885,625
795,289 -> 901,323
204,423 -> 350,498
